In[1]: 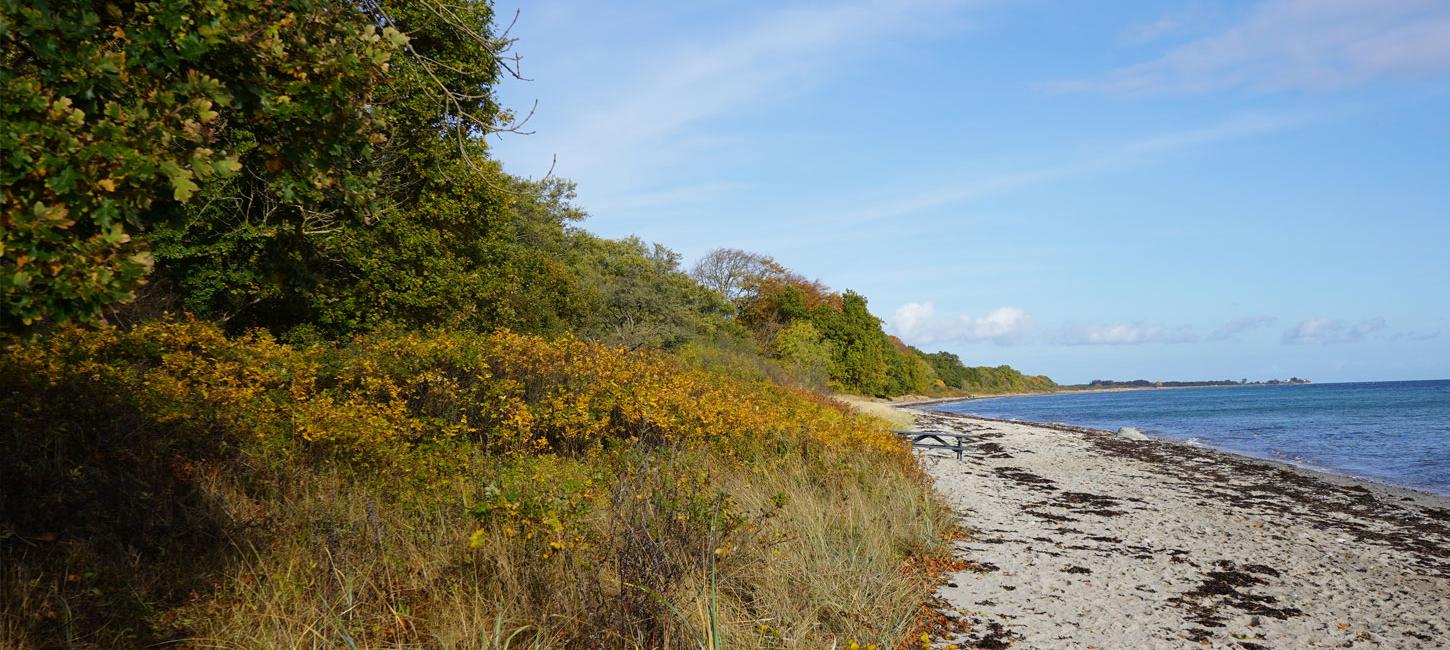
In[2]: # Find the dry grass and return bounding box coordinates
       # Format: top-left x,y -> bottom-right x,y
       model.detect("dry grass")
3,447 -> 951,649
712,459 -> 953,646
831,394 -> 917,431
185,452 -> 950,648
1,323 -> 955,648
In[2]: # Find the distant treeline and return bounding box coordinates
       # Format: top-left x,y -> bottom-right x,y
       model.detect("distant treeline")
1079,378 -> 1310,388
921,351 -> 1057,395
691,249 -> 1055,397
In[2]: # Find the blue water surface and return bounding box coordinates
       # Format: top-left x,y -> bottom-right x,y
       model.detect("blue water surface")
934,380 -> 1450,496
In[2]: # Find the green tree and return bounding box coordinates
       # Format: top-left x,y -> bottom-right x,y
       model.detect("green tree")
573,236 -> 734,350
922,351 -> 969,388
145,0 -> 571,336
812,291 -> 893,396
2,0 -> 404,327
886,343 -> 938,395
772,320 -> 832,389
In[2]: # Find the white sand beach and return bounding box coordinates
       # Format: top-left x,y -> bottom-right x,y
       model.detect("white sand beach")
908,409 -> 1450,649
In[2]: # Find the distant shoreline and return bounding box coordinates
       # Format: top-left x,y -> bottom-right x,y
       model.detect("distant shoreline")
891,381 -> 1277,408
897,379 -> 1449,410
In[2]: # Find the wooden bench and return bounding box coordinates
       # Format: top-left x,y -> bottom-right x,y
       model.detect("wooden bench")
892,429 -> 968,460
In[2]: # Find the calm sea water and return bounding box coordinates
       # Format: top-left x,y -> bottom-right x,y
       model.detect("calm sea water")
934,380 -> 1450,496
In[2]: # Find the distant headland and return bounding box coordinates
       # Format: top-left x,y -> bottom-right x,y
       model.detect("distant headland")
1068,377 -> 1311,389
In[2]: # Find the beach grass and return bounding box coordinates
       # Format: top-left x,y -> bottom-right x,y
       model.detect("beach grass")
833,394 -> 918,431
0,321 -> 956,648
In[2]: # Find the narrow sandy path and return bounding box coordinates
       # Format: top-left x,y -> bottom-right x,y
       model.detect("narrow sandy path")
912,410 -> 1450,649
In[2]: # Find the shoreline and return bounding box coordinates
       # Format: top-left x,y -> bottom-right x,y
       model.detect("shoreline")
894,381 -> 1326,409
937,411 -> 1450,502
903,408 -> 1450,648
890,382 -> 1274,409
921,391 -> 1450,500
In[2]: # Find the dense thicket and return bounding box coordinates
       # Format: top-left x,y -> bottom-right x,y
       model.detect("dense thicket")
141,1 -> 596,336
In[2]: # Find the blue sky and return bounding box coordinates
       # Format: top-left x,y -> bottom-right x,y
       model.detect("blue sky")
489,0 -> 1450,384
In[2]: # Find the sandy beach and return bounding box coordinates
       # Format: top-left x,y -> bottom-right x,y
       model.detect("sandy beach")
907,409 -> 1450,649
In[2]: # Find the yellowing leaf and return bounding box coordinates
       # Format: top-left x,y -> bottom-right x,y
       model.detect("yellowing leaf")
382,26 -> 410,49
171,173 -> 199,202
160,162 -> 199,202
213,156 -> 242,176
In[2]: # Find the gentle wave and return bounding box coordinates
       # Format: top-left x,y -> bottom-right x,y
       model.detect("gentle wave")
935,380 -> 1450,496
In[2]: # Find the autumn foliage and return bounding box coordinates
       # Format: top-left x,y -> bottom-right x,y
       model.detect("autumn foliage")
4,319 -> 905,470
0,319 -> 948,646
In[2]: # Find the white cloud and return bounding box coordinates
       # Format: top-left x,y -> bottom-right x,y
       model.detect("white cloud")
890,302 -> 1031,346
1124,15 -> 1188,44
1282,317 -> 1388,344
1121,3 -> 1216,45
830,111 -> 1306,226
1058,323 -> 1198,346
1053,0 -> 1450,94
508,0 -> 970,200
1209,315 -> 1278,340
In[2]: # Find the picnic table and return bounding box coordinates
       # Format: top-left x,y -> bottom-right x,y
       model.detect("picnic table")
892,429 -> 969,460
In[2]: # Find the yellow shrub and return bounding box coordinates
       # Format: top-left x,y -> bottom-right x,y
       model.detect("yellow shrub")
0,319 -> 938,648
3,318 -> 907,482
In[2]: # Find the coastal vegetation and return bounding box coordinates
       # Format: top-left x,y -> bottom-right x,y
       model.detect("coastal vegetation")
918,351 -> 1057,395
1,320 -> 953,646
0,0 -> 1036,645
689,248 -> 1056,398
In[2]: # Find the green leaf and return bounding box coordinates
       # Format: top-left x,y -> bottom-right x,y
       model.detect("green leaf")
164,165 -> 199,202
213,156 -> 242,176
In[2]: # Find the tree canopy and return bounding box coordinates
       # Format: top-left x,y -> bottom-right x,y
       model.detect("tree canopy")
695,249 -> 1053,396
2,0 -> 407,326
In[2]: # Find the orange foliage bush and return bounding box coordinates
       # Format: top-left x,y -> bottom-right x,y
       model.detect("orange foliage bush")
1,319 -> 944,647
4,319 -> 907,479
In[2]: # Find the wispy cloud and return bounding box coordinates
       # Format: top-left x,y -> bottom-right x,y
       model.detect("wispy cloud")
1121,3 -> 1215,44
517,0 -> 970,193
1057,322 -> 1198,346
1053,0 -> 1450,95
890,302 -> 1031,346
1210,315 -> 1278,340
589,181 -> 748,213
1124,15 -> 1189,44
833,111 -> 1305,225
1282,317 -> 1388,344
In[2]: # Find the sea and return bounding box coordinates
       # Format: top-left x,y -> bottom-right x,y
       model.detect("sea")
933,380 -> 1450,497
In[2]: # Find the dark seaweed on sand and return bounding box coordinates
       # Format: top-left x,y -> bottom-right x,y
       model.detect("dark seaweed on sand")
943,412 -> 1450,578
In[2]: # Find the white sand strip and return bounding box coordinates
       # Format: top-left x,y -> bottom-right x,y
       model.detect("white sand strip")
910,410 -> 1450,649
